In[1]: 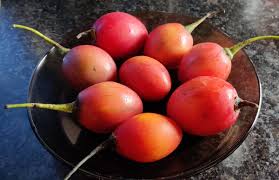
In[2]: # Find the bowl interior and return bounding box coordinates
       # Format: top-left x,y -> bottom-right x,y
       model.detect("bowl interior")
28,11 -> 261,179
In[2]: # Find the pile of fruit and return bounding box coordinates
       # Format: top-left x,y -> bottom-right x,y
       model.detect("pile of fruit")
5,12 -> 278,179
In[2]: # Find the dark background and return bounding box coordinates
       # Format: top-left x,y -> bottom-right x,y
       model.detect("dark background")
0,0 -> 278,179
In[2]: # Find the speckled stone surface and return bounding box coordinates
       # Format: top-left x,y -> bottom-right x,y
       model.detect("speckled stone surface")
0,0 -> 278,179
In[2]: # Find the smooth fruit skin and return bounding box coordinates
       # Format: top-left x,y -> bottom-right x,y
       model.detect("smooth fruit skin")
167,76 -> 239,136
92,12 -> 148,59
119,56 -> 171,101
144,23 -> 193,69
77,81 -> 143,133
62,45 -> 117,91
178,42 -> 231,83
114,113 -> 182,163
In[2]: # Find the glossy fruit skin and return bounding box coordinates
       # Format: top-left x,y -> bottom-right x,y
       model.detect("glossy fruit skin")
114,113 -> 182,163
178,42 -> 231,83
77,81 -> 143,133
144,23 -> 193,69
62,45 -> 117,91
92,12 -> 148,59
119,56 -> 171,101
167,76 -> 239,136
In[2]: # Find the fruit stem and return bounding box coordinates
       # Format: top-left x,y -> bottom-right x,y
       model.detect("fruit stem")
224,35 -> 279,59
76,29 -> 93,39
4,102 -> 76,113
13,24 -> 70,54
185,12 -> 215,33
235,98 -> 259,110
64,135 -> 115,180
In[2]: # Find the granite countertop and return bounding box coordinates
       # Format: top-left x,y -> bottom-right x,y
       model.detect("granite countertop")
0,0 -> 278,179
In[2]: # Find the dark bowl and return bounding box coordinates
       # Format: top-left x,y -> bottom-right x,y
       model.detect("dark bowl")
27,11 -> 262,179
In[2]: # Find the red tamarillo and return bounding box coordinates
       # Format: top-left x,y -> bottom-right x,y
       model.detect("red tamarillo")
167,76 -> 258,136
64,113 -> 182,180
119,56 -> 171,101
13,24 -> 117,91
5,81 -> 143,133
91,12 -> 148,59
178,35 -> 279,82
144,12 -> 214,69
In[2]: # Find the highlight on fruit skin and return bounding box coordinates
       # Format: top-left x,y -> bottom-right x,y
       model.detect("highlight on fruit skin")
167,76 -> 259,136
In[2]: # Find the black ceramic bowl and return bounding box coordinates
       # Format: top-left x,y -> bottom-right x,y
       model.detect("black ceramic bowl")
27,11 -> 261,179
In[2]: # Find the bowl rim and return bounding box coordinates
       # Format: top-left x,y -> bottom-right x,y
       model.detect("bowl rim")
26,17 -> 262,180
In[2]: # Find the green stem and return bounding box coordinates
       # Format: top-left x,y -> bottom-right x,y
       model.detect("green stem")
185,12 -> 214,33
13,24 -> 70,54
4,101 -> 76,113
224,35 -> 279,59
64,135 -> 115,180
